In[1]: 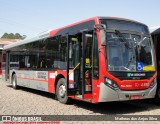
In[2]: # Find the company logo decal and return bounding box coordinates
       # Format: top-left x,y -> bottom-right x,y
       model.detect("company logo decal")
127,73 -> 146,77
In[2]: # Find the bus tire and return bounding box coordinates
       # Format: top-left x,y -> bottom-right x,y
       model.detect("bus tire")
12,74 -> 18,89
56,78 -> 70,104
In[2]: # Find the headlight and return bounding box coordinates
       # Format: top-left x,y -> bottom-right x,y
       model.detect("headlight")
104,77 -> 119,90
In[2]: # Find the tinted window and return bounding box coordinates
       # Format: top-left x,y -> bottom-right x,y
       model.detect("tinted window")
59,36 -> 67,69
8,36 -> 67,70
100,19 -> 149,34
45,37 -> 59,69
92,33 -> 99,78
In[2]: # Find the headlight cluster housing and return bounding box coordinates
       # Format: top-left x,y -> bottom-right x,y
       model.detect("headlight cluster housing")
150,78 -> 156,88
104,77 -> 119,90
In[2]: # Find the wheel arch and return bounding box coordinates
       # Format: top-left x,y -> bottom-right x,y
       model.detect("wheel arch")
54,74 -> 65,92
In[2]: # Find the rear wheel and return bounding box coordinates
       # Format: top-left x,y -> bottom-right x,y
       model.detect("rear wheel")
56,78 -> 70,104
12,74 -> 18,89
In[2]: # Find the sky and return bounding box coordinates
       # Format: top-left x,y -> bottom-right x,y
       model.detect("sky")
0,0 -> 160,38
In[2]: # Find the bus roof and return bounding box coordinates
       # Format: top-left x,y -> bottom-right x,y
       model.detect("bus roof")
4,16 -> 147,50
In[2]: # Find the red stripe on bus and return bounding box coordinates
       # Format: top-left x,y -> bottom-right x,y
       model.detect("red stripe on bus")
17,76 -> 48,82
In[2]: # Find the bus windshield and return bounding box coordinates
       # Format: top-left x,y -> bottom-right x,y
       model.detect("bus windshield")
106,32 -> 155,72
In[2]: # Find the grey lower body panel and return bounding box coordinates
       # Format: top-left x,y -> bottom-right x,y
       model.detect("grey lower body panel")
9,70 -> 48,92
99,82 -> 157,102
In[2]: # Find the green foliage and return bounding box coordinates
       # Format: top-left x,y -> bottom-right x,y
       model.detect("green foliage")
1,33 -> 9,38
1,33 -> 26,39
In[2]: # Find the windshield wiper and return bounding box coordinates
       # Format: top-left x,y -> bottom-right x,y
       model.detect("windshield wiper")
126,55 -> 136,71
115,30 -> 131,49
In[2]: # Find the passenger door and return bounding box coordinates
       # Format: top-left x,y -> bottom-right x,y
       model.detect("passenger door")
67,31 -> 93,98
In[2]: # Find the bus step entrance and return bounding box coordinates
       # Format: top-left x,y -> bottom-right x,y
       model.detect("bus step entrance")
76,94 -> 92,101
68,88 -> 79,96
76,95 -> 82,98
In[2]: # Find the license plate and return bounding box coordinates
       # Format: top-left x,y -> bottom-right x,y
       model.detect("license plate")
130,95 -> 141,100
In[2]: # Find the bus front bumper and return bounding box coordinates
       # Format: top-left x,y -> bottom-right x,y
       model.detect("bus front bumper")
98,82 -> 157,102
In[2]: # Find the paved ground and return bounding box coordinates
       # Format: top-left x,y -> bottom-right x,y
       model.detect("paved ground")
0,78 -> 160,124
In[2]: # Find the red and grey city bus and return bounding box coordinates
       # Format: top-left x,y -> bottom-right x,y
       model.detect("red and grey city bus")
2,17 -> 157,104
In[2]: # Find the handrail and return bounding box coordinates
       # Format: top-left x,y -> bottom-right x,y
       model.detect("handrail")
69,63 -> 80,75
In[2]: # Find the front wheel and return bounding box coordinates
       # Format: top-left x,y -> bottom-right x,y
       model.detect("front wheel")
56,78 -> 70,104
12,74 -> 18,89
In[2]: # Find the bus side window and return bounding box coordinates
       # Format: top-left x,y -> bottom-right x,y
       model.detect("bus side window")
69,36 -> 80,68
45,37 -> 59,69
59,36 -> 67,69
92,32 -> 99,79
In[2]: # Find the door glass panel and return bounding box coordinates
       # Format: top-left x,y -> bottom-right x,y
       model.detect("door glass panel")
84,33 -> 93,92
93,33 -> 99,78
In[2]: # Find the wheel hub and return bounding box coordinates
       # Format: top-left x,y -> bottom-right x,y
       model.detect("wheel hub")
59,85 -> 66,97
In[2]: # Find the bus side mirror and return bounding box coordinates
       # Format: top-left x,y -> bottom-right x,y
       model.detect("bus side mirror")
94,24 -> 106,46
100,29 -> 106,45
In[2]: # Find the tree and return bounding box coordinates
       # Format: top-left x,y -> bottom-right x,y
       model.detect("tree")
8,33 -> 14,39
1,33 -> 9,38
15,33 -> 22,39
1,33 -> 26,39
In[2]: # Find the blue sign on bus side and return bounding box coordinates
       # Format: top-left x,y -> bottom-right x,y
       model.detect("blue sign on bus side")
136,62 -> 143,71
